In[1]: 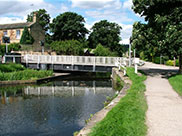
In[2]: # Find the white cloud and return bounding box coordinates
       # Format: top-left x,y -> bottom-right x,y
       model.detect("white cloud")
120,24 -> 133,44
0,17 -> 26,24
0,0 -> 69,24
70,0 -> 121,10
85,10 -> 133,23
123,0 -> 132,10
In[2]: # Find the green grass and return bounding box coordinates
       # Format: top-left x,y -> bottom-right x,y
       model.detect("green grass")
169,75 -> 182,96
89,67 -> 147,136
0,69 -> 53,81
0,63 -> 25,72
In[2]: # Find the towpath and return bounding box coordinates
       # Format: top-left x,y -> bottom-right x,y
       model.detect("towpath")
139,62 -> 182,136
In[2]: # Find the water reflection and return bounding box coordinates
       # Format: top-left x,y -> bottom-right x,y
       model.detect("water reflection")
0,80 -> 115,136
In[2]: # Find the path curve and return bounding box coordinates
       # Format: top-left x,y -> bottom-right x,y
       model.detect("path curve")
140,62 -> 182,136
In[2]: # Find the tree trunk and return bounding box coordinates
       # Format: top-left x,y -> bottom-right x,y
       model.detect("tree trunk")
179,53 -> 182,74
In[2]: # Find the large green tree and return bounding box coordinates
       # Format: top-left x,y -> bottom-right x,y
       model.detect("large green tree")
132,0 -> 182,73
50,12 -> 88,41
88,20 -> 122,51
27,9 -> 50,32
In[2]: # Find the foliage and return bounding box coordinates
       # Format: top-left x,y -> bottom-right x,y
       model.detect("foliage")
113,75 -> 124,91
166,60 -> 174,66
90,68 -> 147,136
0,63 -> 25,72
0,43 -> 21,55
50,12 -> 88,41
20,27 -> 34,44
0,69 -> 53,81
50,40 -> 84,55
88,20 -> 122,50
93,44 -> 117,56
169,75 -> 182,96
132,0 -> 182,73
27,9 -> 50,32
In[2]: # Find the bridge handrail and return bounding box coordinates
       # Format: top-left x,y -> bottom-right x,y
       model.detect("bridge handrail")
22,54 -> 127,67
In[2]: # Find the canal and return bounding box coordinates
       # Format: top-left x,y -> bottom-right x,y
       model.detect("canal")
0,77 -> 116,136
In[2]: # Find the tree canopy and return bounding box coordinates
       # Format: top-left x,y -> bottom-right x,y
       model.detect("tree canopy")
88,20 -> 122,50
132,0 -> 182,73
50,12 -> 88,41
27,9 -> 50,32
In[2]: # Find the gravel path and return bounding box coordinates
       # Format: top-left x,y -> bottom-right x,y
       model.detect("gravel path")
140,62 -> 182,136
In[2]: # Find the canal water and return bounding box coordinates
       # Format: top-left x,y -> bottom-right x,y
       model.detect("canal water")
0,79 -> 116,136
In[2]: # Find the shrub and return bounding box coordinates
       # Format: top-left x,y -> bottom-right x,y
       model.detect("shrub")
153,57 -> 161,64
0,43 -> 21,55
166,60 -> 174,66
94,44 -> 117,56
50,40 -> 84,55
20,27 -> 34,44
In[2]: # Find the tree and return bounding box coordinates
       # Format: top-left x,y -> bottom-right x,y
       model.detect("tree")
50,12 -> 88,41
88,20 -> 122,51
27,9 -> 50,32
132,0 -> 182,73
50,40 -> 84,55
93,44 -> 117,56
20,27 -> 34,44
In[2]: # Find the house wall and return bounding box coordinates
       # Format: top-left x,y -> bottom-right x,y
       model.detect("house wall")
0,29 -> 24,44
30,23 -> 45,51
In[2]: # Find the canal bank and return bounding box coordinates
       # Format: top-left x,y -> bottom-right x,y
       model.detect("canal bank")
76,68 -> 131,136
0,72 -> 116,136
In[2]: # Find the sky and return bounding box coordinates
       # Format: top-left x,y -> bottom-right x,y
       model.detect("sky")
0,0 -> 144,44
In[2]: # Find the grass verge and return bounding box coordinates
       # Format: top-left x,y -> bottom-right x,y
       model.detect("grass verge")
0,63 -> 25,72
89,67 -> 147,136
0,69 -> 53,81
169,75 -> 182,96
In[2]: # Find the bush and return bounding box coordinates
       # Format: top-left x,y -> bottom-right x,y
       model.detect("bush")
94,44 -> 117,56
0,43 -> 21,55
20,27 -> 34,44
176,59 -> 179,66
166,60 -> 174,66
50,40 -> 84,55
0,63 -> 25,73
153,57 -> 160,64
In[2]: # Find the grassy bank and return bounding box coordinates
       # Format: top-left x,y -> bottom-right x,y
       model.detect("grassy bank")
0,63 -> 53,81
0,69 -> 53,81
0,63 -> 25,72
89,68 -> 147,136
169,75 -> 182,96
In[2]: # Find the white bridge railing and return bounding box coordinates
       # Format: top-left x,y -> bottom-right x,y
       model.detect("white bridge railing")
22,55 -> 128,67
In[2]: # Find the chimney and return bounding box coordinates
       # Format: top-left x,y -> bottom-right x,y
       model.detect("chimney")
33,12 -> 37,23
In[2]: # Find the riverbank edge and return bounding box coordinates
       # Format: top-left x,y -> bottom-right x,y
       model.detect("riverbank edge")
76,68 -> 132,136
0,73 -> 70,86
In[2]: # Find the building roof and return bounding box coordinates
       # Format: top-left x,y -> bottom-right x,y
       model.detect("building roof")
0,22 -> 35,30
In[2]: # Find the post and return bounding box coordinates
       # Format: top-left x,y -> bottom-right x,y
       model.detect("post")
135,63 -> 138,74
13,56 -> 15,63
129,43 -> 131,67
6,42 -> 8,54
93,57 -> 96,72
134,49 -> 136,61
25,55 -> 28,67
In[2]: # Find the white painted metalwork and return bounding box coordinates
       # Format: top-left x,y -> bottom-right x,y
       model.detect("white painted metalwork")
22,54 -> 128,67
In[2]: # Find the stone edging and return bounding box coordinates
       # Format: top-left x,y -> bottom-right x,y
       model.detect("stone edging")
77,68 -> 131,136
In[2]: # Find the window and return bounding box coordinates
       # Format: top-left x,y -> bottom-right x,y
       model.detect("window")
3,31 -> 7,36
16,30 -> 20,39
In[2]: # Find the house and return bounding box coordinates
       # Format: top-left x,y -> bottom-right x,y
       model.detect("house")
0,13 -> 45,51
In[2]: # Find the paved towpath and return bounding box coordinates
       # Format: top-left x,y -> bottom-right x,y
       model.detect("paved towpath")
139,62 -> 182,136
